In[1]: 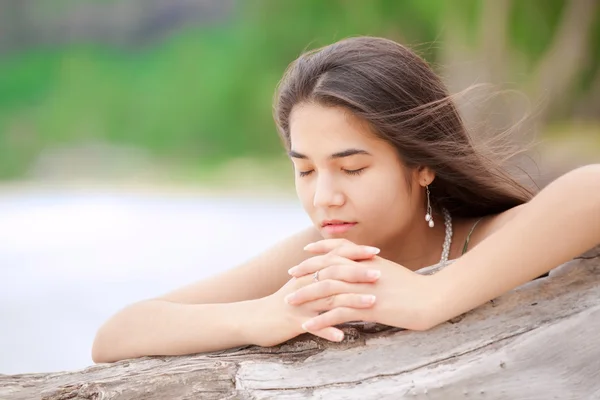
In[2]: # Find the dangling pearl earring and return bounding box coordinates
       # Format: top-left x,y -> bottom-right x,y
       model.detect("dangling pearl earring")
425,185 -> 434,228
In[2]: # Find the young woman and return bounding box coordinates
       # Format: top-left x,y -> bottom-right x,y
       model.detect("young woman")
91,36 -> 600,363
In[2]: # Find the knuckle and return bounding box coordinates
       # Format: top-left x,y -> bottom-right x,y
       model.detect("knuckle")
324,295 -> 336,308
322,279 -> 344,295
330,265 -> 356,282
344,268 -> 360,282
327,264 -> 343,277
325,253 -> 338,263
320,279 -> 334,293
332,246 -> 349,256
341,242 -> 355,251
329,246 -> 342,255
309,257 -> 322,268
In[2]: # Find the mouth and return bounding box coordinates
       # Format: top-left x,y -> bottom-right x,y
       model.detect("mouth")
320,220 -> 357,234
321,220 -> 355,227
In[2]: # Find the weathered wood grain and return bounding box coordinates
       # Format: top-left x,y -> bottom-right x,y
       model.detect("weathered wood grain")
2,246 -> 599,400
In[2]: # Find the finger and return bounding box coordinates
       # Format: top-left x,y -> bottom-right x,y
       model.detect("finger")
288,254 -> 353,277
303,307 -> 361,332
310,293 -> 377,312
285,279 -> 354,305
310,326 -> 345,342
304,239 -> 353,252
317,264 -> 381,283
305,240 -> 380,257
330,244 -> 380,261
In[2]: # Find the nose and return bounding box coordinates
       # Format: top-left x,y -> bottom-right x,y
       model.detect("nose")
313,174 -> 345,208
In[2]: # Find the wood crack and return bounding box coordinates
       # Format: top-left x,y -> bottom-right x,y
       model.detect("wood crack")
248,309 -> 587,394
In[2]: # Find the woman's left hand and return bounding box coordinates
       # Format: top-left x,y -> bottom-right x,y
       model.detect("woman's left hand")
286,239 -> 435,337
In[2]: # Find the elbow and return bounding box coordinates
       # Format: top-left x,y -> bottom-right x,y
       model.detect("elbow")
90,300 -> 159,364
90,304 -> 140,364
91,324 -> 135,364
91,325 -> 116,364
91,343 -> 106,364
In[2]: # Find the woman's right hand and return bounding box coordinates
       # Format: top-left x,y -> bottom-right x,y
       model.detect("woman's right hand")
251,244 -> 382,347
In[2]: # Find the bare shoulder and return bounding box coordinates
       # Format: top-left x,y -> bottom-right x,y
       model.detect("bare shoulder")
155,225 -> 323,304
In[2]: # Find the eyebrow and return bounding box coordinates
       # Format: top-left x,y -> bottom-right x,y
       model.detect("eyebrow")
288,148 -> 372,160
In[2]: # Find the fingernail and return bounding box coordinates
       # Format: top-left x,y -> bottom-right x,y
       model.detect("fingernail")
287,266 -> 297,275
364,246 -> 380,254
361,295 -> 376,305
366,270 -> 381,279
302,320 -> 315,331
303,243 -> 316,250
284,293 -> 296,304
334,331 -> 344,341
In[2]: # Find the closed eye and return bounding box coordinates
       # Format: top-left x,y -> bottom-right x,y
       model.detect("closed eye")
298,170 -> 314,177
345,168 -> 366,176
297,168 -> 366,178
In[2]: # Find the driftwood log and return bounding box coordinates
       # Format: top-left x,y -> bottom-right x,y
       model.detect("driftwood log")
2,246 -> 600,400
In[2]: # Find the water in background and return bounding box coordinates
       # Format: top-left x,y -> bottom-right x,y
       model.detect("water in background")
0,189 -> 311,375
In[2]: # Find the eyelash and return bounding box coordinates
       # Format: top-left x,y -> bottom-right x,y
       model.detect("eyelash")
298,168 -> 366,177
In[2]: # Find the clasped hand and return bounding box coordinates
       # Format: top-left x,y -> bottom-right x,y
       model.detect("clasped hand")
283,239 -> 433,342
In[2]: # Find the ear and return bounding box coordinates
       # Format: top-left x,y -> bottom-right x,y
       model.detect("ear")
416,166 -> 436,187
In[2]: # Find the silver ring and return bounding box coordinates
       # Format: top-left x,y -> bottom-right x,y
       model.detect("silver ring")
313,271 -> 319,282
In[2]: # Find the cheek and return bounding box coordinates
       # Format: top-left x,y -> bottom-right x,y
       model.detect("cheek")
295,179 -> 315,211
358,171 -> 399,202
354,173 -> 411,220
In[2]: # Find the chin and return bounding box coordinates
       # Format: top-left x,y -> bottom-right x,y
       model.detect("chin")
319,227 -> 360,242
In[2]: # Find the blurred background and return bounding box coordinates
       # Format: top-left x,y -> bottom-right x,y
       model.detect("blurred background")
1,0 -> 598,375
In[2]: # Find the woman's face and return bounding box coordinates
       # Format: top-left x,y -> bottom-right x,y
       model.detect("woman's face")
289,102 -> 425,248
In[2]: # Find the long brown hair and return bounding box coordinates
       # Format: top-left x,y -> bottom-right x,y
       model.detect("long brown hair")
273,36 -> 536,218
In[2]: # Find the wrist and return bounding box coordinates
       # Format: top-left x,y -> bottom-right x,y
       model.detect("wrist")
231,298 -> 263,346
376,274 -> 437,332
419,273 -> 453,330
236,296 -> 279,347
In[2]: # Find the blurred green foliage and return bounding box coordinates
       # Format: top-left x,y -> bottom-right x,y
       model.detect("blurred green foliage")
0,0 -> 598,179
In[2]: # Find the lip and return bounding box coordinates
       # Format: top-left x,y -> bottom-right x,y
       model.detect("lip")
321,220 -> 357,234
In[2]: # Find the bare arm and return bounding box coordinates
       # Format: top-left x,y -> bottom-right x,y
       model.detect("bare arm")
92,226 -> 322,363
425,164 -> 600,328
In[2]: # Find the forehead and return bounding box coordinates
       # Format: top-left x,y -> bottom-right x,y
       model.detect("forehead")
289,103 -> 380,150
